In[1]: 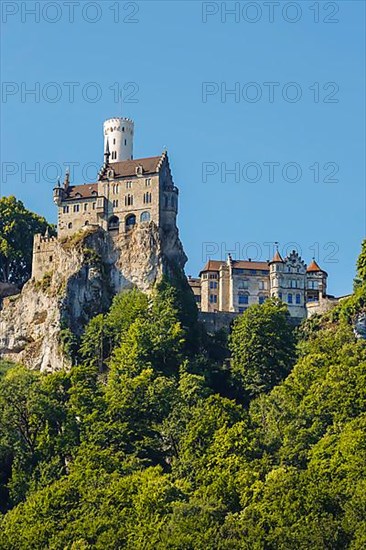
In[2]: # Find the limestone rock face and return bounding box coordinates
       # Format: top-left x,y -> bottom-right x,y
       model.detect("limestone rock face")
0,224 -> 187,372
354,312 -> 366,339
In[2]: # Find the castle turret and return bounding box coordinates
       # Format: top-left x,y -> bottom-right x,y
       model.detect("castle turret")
103,117 -> 134,162
53,178 -> 63,206
269,246 -> 284,299
306,259 -> 328,300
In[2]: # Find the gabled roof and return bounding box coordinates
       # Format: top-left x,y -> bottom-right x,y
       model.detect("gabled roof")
200,260 -> 224,273
65,183 -> 98,200
109,155 -> 163,178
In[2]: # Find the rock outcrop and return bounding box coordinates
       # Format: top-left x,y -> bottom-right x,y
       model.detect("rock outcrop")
0,223 -> 187,372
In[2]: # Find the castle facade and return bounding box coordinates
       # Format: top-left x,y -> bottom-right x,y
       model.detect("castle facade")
188,251 -> 338,320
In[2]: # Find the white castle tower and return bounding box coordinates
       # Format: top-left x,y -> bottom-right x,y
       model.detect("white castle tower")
103,117 -> 134,162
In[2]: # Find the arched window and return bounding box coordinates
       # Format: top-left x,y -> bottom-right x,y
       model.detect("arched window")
288,294 -> 293,304
259,295 -> 266,304
296,293 -> 301,304
108,215 -> 119,231
125,214 -> 136,230
140,211 -> 151,223
68,222 -> 72,229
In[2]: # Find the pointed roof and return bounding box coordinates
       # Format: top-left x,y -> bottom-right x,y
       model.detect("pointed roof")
307,259 -> 324,273
270,249 -> 284,263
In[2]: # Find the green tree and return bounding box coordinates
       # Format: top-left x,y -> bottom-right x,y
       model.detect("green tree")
0,196 -> 55,285
229,298 -> 296,399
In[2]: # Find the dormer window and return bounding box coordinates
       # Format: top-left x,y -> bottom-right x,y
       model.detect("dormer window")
135,165 -> 143,176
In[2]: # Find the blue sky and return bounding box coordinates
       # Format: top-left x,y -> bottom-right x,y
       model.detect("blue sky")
1,0 -> 365,296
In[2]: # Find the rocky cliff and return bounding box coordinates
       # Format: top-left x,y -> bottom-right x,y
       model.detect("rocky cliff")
0,223 -> 187,372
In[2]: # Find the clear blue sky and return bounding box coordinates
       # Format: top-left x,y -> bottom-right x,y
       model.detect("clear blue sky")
1,0 -> 365,296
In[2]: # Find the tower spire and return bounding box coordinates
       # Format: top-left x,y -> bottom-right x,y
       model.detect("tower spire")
104,137 -> 110,166
63,169 -> 70,189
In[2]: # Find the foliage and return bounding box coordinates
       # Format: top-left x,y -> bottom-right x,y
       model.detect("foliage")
0,247 -> 365,548
229,298 -> 296,399
0,196 -> 55,286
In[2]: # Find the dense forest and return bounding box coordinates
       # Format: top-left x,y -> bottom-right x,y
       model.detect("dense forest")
0,201 -> 365,548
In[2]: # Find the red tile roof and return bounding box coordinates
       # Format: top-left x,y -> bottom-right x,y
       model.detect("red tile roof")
306,259 -> 324,272
270,250 -> 284,263
233,260 -> 269,270
200,259 -> 269,274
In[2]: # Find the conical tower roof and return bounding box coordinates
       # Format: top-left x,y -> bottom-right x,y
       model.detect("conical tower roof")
306,259 -> 323,272
270,249 -> 284,263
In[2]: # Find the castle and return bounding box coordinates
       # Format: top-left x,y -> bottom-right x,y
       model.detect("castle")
32,117 -> 180,281
188,251 -> 339,322
31,117 -> 337,324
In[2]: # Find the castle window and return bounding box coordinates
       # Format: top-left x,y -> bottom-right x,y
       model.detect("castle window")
49,256 -> 53,262
250,270 -> 256,275
68,222 -> 73,229
113,199 -> 119,208
140,211 -> 151,223
291,279 -> 297,288
125,194 -> 133,206
259,280 -> 267,290
126,181 -> 132,189
296,294 -> 301,304
145,178 -> 151,186
125,213 -> 136,230
238,294 -> 249,305
63,206 -> 69,214
84,203 -> 88,211
143,192 -> 152,204
238,280 -> 248,289
238,307 -> 246,313
209,281 -> 218,289
122,127 -> 125,132
288,294 -> 293,304
73,204 -> 79,212
279,292 -> 282,300
124,139 -> 127,145
92,202 -> 96,210
209,294 -> 217,304
113,138 -> 116,144
259,295 -> 266,304
108,215 -> 120,231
